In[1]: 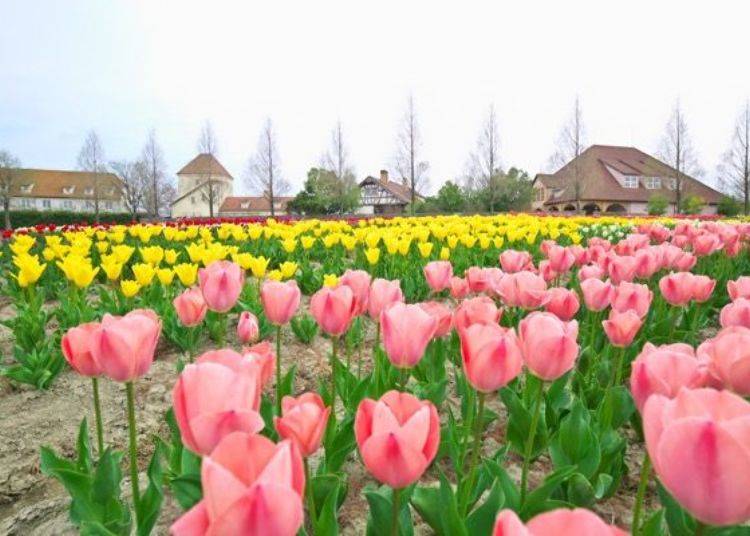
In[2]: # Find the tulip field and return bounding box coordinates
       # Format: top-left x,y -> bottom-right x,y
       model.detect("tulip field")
2,214 -> 750,535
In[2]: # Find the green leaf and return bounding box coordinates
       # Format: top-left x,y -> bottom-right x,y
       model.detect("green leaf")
136,444 -> 165,536
315,481 -> 341,536
466,480 -> 505,535
520,466 -> 575,519
169,474 -> 202,511
641,509 -> 665,536
500,386 -> 547,457
549,400 -> 600,479
657,483 -> 696,536
483,458 -> 520,512
596,386 -> 635,430
364,485 -> 414,536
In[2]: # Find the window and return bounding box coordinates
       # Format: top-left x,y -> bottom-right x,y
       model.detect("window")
191,196 -> 196,205
623,175 -> 639,188
535,188 -> 545,202
84,187 -> 94,196
20,183 -> 34,194
62,186 -> 76,195
105,201 -> 113,210
667,178 -> 678,190
19,198 -> 36,208
42,199 -> 51,209
63,200 -> 73,209
644,177 -> 662,189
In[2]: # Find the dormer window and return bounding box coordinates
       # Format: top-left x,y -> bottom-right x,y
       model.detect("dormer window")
240,202 -> 250,209
644,177 -> 662,189
84,187 -> 94,196
19,183 -> 34,194
62,186 -> 76,195
623,175 -> 639,188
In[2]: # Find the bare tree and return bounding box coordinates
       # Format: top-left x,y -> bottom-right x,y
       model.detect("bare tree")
0,150 -> 21,230
547,96 -> 587,213
110,159 -> 148,218
246,118 -> 289,216
659,101 -> 703,213
197,120 -> 220,218
77,130 -> 106,223
321,120 -> 357,213
718,101 -> 750,214
393,95 -> 429,214
141,129 -> 168,218
465,104 -> 503,212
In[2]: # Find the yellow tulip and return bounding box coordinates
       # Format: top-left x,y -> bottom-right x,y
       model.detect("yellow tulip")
365,247 -> 380,265
279,261 -> 298,280
140,245 -> 164,266
439,247 -> 451,260
323,273 -> 339,287
493,237 -> 505,249
341,235 -> 357,251
250,256 -> 270,278
102,261 -> 124,281
120,279 -> 141,298
267,269 -> 283,281
112,245 -> 135,263
132,263 -> 156,286
282,238 -> 297,253
418,242 -> 433,258
157,268 -> 175,285
96,241 -> 110,254
447,235 -> 459,249
301,236 -> 316,250
164,249 -> 180,265
10,235 -> 36,255
12,254 -> 46,287
173,263 -> 199,286
42,247 -> 56,261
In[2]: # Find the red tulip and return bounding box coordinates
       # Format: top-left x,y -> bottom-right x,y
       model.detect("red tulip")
381,303 -> 437,368
173,287 -> 208,327
580,278 -> 614,312
499,250 -> 532,273
261,280 -> 301,325
236,311 -> 259,344
602,309 -> 642,347
691,274 -> 716,303
310,285 -> 356,336
423,260 -> 453,292
728,277 -> 750,302
493,508 -> 626,536
368,278 -> 404,321
518,312 -> 579,381
659,272 -> 696,307
701,326 -> 750,396
643,388 -> 750,526
544,287 -> 580,321
418,301 -> 453,338
611,281 -> 653,318
173,349 -> 264,455
198,260 -> 244,313
274,393 -> 330,456
242,341 -> 275,388
61,322 -> 102,377
170,433 -> 305,536
460,323 -> 523,392
453,296 -> 501,333
449,276 -> 470,299
90,309 -> 161,382
720,297 -> 750,329
495,271 -> 548,309
339,269 -> 371,316
630,342 -> 705,411
546,245 -> 575,274
355,391 -> 440,489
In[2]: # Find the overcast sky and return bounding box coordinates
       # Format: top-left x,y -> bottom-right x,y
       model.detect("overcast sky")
1,0 -> 748,195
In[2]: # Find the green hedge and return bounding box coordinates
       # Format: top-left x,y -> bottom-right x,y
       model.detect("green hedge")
5,210 -> 136,229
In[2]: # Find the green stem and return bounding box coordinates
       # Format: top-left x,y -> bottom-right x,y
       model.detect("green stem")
91,378 -> 104,456
461,392 -> 486,514
304,458 -> 317,534
373,323 -> 381,390
330,337 -> 338,415
390,487 -> 401,536
399,367 -> 409,391
611,346 -> 626,388
520,379 -> 544,506
125,382 -> 141,525
276,325 -> 283,415
459,387 -> 476,472
631,453 -> 651,535
695,522 -> 707,536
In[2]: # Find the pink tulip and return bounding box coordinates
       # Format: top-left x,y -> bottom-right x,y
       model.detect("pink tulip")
380,303 -> 437,368
449,276 -> 470,299
578,264 -> 605,281
611,281 -> 653,318
692,232 -> 723,256
418,301 -> 453,338
659,272 -> 696,307
274,393 -> 330,456
61,322 -> 101,377
674,251 -> 697,272
170,432 -> 305,536
518,312 -> 579,381
540,239 -> 556,256
355,390 -> 440,489
242,341 -> 275,387
569,244 -> 590,266
261,280 -> 301,325
537,260 -> 558,283
634,247 -> 662,279
493,508 -> 626,536
580,278 -> 614,312
643,388 -> 750,526
691,275 -> 716,303
546,245 -> 575,274
728,277 -> 750,302
368,278 -> 404,321
499,250 -> 533,273
173,349 -> 264,455
339,269 -> 371,316
453,296 -> 501,334
173,287 -> 208,327
198,260 -> 244,313
630,342 -> 705,411
310,285 -> 356,336
702,326 -> 750,395
608,254 -> 638,284
495,271 -> 548,309
460,323 -> 523,392
236,311 -> 259,344
90,309 -> 161,382
602,309 -> 642,348
423,261 -> 453,292
465,266 -> 492,293
544,287 -> 580,321
720,298 -> 750,329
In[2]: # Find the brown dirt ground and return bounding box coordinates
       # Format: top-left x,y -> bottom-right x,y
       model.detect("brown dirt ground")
0,301 -> 654,535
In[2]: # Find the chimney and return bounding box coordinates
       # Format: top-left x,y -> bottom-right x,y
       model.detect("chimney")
379,169 -> 389,184
402,176 -> 409,187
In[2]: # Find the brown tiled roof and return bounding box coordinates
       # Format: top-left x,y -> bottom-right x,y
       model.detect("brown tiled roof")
219,196 -> 294,213
177,153 -> 233,179
533,145 -> 723,205
359,176 -> 424,204
7,168 -> 123,200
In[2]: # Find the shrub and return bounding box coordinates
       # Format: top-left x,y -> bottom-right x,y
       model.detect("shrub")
5,210 -> 135,229
717,196 -> 742,217
680,195 -> 705,215
647,194 -> 669,215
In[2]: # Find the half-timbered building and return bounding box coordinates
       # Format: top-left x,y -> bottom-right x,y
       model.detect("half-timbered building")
358,170 -> 422,215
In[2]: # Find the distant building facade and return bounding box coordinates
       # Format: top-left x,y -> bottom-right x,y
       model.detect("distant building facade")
357,170 -> 422,215
171,153 -> 234,218
532,145 -> 723,215
219,196 -> 293,217
5,168 -> 125,212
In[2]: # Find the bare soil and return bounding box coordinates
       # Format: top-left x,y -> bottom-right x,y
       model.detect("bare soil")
0,302 -> 652,535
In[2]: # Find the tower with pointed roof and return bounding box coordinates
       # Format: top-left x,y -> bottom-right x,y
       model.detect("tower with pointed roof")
171,153 -> 234,218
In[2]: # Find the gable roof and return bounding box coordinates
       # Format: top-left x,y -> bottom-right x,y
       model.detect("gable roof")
219,196 -> 294,213
5,168 -> 123,200
533,145 -> 723,205
177,153 -> 233,179
359,175 -> 424,204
